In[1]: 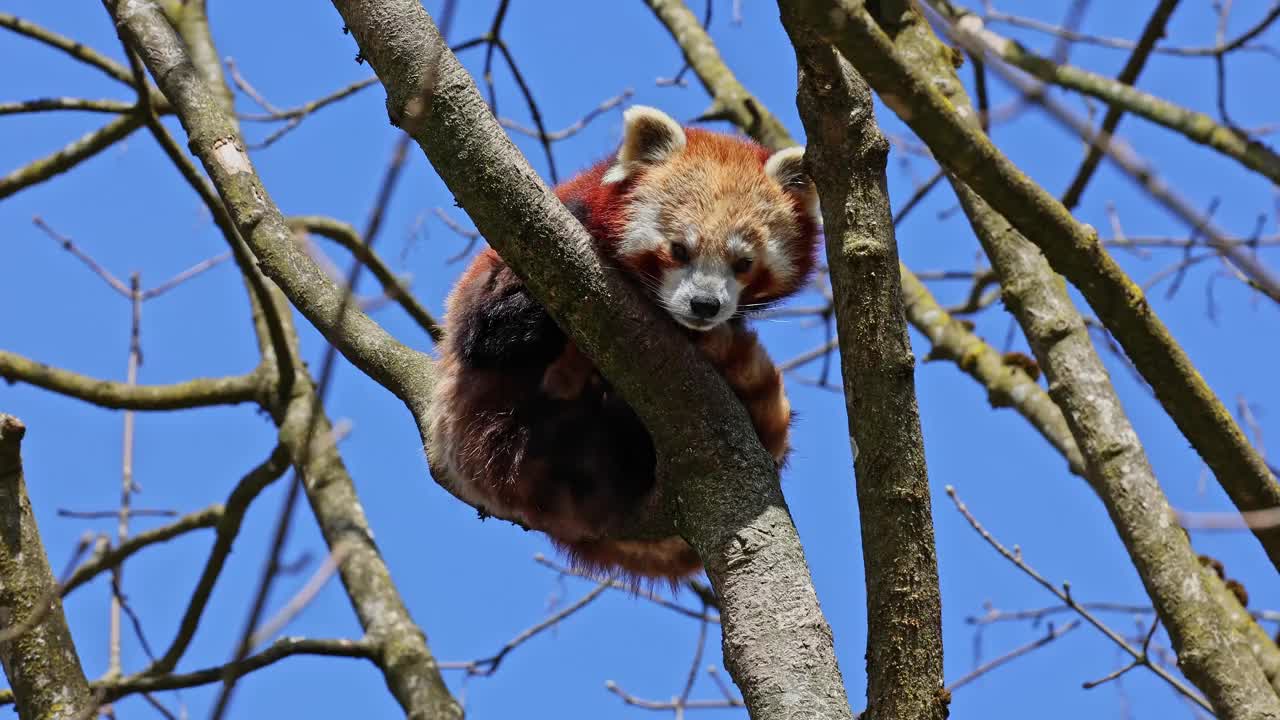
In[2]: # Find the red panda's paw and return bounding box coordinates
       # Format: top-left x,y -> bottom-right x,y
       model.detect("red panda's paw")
540,341 -> 596,400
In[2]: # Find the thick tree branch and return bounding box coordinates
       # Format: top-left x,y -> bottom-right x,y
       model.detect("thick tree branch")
872,9 -> 1280,718
0,352 -> 263,410
0,415 -> 94,720
782,23 -> 946,719
798,0 -> 1280,573
899,271 -> 1084,475
328,1 -> 851,717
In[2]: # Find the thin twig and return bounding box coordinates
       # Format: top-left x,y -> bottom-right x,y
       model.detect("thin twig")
947,620 -> 1080,691
946,485 -> 1211,710
440,580 -> 611,676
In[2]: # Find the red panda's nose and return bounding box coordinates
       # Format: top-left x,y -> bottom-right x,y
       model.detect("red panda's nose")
690,297 -> 721,319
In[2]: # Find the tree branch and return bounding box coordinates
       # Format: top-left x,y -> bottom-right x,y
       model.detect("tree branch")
61,504 -> 223,595
327,1 -> 851,716
0,637 -> 375,706
642,0 -> 794,148
931,0 -> 1280,188
0,113 -> 144,200
865,7 -> 1280,718
1058,0 -> 1181,209
927,1 -> 1280,307
782,21 -> 946,719
0,352 -> 263,410
0,98 -> 143,116
287,215 -> 443,343
0,415 -> 94,720
800,0 -> 1280,573
1,12 -> 138,87
108,0 -> 431,407
107,5 -> 463,717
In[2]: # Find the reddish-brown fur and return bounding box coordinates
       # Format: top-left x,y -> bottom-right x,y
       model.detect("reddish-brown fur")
427,109 -> 820,583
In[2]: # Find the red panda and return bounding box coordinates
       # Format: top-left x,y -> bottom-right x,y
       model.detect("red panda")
427,106 -> 821,582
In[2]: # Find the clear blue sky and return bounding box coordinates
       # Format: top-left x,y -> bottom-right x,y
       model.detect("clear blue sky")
2,1 -> 1278,718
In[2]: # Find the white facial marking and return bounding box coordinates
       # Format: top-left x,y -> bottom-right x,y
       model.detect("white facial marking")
727,233 -> 752,259
763,235 -> 798,286
619,201 -> 666,257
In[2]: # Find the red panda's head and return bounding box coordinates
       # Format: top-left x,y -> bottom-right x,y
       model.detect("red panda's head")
600,106 -> 821,331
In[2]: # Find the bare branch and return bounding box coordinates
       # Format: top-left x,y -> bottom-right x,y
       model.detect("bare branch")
0,113 -> 144,201
0,352 -> 262,410
783,18 -> 945,719
1059,0 -> 1181,208
61,505 -> 222,594
947,620 -> 1081,692
642,0 -> 793,149
289,215 -> 443,342
945,485 -> 1212,711
147,445 -> 292,674
981,2 -> 1280,57
441,580 -> 610,676
500,89 -> 633,142
0,12 -> 136,86
0,98 -> 141,116
0,415 -> 95,718
533,554 -> 715,621
108,0 -> 432,406
0,637 -> 376,706
247,543 -> 354,650
806,0 -> 1280,575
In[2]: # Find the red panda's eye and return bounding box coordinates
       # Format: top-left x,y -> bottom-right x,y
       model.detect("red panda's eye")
670,242 -> 690,263
732,257 -> 754,274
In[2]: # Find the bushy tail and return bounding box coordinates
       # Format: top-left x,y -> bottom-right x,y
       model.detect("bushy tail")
553,535 -> 702,585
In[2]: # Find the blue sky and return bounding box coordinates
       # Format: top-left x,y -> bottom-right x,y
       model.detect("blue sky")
2,1 -> 1278,718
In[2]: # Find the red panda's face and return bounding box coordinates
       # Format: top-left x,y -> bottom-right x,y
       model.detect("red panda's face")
602,107 -> 821,331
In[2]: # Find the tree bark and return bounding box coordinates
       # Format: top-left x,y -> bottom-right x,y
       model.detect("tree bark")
0,415 -> 95,720
788,0 -> 1280,579
781,19 -> 947,719
850,5 -> 1280,718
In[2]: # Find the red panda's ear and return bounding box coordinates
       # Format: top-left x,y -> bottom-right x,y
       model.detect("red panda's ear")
602,106 -> 686,184
765,146 -> 821,224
